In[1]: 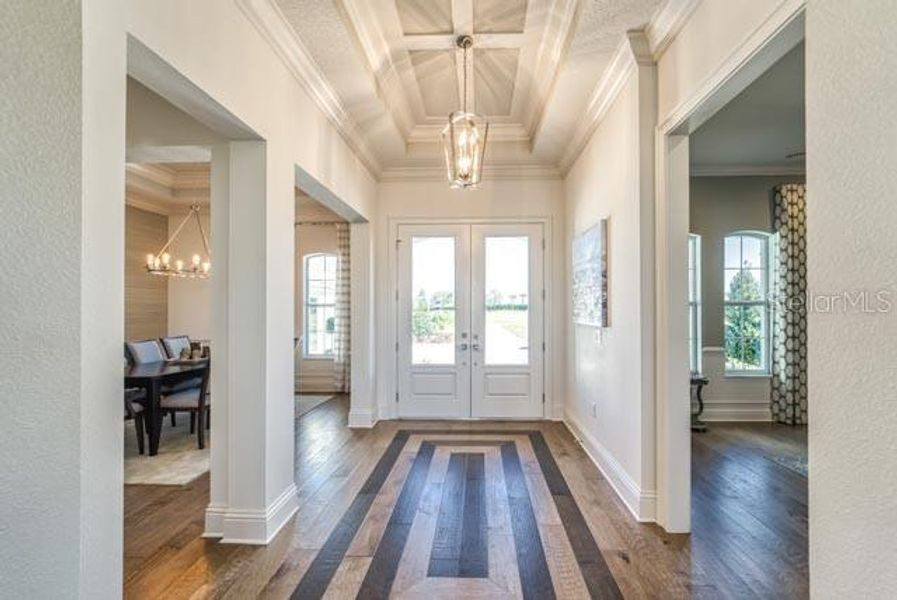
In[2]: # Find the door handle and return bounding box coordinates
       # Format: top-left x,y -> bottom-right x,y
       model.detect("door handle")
458,343 -> 469,351
471,343 -> 481,351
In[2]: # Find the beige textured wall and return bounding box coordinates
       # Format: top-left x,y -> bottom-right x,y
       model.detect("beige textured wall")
125,205 -> 168,341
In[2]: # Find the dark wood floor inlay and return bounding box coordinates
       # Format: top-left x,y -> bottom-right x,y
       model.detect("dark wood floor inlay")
428,453 -> 489,578
290,431 -> 411,599
356,442 -> 436,599
501,441 -> 557,600
528,431 -> 624,599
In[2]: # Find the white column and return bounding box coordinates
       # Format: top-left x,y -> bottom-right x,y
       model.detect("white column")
204,143 -> 231,536
654,133 -> 691,533
205,141 -> 297,544
349,222 -> 377,427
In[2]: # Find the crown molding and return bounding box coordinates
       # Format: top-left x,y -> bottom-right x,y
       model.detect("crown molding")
645,0 -> 702,60
381,162 -> 561,183
690,163 -> 806,177
558,32 -> 651,175
235,0 -> 382,179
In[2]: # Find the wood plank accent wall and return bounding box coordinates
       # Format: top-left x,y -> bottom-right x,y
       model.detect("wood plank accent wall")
125,205 -> 168,340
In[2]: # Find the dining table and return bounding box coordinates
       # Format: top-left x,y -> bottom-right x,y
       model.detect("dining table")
124,359 -> 209,456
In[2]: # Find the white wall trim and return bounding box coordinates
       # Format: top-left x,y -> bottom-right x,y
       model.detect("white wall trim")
691,163 -> 806,177
219,483 -> 299,545
559,31 -> 651,175
659,0 -> 807,134
235,0 -> 381,179
202,504 -> 227,538
702,404 -> 772,422
564,412 -> 657,522
645,0 -> 703,60
348,409 -> 377,428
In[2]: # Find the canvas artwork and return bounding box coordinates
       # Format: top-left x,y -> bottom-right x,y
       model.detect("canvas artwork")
572,219 -> 609,327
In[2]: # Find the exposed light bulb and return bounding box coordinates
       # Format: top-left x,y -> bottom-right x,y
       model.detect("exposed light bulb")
161,253 -> 171,267
192,254 -> 201,267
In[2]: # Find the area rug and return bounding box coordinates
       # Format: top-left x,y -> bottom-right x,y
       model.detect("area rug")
124,417 -> 209,485
767,454 -> 808,478
296,394 -> 334,417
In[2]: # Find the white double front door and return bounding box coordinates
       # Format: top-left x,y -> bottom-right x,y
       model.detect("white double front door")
397,223 -> 544,419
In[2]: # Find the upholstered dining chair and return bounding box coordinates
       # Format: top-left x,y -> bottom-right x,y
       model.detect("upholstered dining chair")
125,339 -> 166,365
161,335 -> 191,359
124,387 -> 147,455
159,361 -> 211,449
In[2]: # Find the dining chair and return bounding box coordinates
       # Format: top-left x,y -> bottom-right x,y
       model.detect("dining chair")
125,339 -> 166,365
124,387 -> 147,455
161,335 -> 192,359
159,362 -> 211,449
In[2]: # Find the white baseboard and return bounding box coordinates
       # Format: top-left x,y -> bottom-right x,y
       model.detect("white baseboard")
348,409 -> 377,428
202,504 -> 227,538
563,412 -> 656,522
701,403 -> 772,422
218,483 -> 299,545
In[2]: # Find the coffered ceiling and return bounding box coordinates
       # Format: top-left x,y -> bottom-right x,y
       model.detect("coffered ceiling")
262,0 -> 667,178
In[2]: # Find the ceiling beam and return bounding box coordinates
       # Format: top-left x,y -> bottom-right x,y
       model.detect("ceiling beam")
452,0 -> 473,35
403,33 -> 526,50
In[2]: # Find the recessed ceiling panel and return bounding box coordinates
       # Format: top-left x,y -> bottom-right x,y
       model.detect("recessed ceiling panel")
396,0 -> 454,35
410,50 -> 460,117
474,0 -> 528,34
475,49 -> 519,116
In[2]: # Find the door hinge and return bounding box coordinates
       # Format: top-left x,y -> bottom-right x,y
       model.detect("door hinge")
542,393 -> 546,404
542,288 -> 546,300
395,392 -> 399,403
395,289 -> 399,301
542,341 -> 546,352
542,238 -> 546,251
395,341 -> 399,352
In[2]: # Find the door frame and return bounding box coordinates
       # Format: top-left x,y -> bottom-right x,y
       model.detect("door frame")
653,3 -> 805,533
386,217 -> 554,421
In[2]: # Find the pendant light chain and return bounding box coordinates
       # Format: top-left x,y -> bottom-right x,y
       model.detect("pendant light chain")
463,41 -> 468,114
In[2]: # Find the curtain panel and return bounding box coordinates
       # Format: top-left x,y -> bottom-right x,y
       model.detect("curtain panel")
770,184 -> 808,425
333,223 -> 351,392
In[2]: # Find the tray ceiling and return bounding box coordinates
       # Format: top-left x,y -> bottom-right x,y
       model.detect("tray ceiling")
272,0 -> 663,177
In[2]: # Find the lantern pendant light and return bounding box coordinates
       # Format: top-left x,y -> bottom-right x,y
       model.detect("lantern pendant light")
442,35 -> 489,190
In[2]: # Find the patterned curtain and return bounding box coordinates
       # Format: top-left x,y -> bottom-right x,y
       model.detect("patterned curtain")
333,223 -> 351,392
770,184 -> 808,425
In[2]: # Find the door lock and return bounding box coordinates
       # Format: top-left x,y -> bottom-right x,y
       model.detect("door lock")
458,343 -> 469,351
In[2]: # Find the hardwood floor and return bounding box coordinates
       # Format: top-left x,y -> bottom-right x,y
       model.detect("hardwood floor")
124,399 -> 808,599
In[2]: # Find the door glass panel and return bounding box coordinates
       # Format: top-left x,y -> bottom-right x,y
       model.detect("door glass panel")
412,237 -> 456,365
484,236 -> 529,365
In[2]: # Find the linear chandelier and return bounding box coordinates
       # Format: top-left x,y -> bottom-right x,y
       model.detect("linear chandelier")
442,35 -> 489,190
146,204 -> 211,279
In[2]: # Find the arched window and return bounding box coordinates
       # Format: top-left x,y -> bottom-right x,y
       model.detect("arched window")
723,232 -> 773,374
304,253 -> 338,358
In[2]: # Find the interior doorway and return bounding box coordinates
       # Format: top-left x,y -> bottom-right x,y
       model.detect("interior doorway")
396,222 -> 545,419
293,187 -> 351,418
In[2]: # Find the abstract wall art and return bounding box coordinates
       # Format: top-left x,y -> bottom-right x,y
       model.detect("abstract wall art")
572,218 -> 609,327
